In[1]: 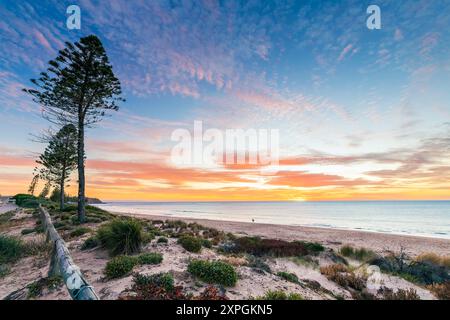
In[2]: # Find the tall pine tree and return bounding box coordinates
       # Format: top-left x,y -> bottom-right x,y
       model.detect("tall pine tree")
25,35 -> 124,222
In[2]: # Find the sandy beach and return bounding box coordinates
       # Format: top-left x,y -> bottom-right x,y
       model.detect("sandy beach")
113,211 -> 450,257
1,201 -> 449,300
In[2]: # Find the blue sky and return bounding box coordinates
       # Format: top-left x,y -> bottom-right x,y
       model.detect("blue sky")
1,0 -> 450,200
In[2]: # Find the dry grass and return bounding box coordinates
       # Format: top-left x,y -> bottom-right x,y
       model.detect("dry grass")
220,256 -> 248,267
427,282 -> 450,300
377,286 -> 420,300
320,264 -> 367,291
415,253 -> 450,268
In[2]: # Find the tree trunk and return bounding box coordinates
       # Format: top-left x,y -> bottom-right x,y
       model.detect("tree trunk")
59,170 -> 65,211
77,120 -> 86,223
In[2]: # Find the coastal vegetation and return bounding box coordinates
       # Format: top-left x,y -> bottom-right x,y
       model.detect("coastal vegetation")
1,200 -> 448,300
340,245 -> 377,262
104,252 -> 164,279
256,290 -> 303,300
97,219 -> 143,256
187,259 -> 237,287
178,235 -> 202,253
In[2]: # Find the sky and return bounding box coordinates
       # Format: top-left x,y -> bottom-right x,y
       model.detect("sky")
0,0 -> 450,201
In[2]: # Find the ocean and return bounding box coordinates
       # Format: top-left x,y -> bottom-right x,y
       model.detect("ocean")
94,201 -> 450,239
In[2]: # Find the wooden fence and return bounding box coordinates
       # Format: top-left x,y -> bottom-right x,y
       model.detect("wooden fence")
39,205 -> 99,300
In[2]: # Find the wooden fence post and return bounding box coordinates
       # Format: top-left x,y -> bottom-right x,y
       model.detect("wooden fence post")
39,205 -> 99,300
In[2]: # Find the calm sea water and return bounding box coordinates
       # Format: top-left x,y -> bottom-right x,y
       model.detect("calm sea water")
94,201 -> 450,239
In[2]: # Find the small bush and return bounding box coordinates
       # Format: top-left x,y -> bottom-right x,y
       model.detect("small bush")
233,236 -> 308,257
0,235 -> 25,264
377,286 -> 420,300
134,272 -> 175,292
142,232 -> 155,244
104,255 -> 138,279
257,290 -> 303,300
415,253 -> 450,268
295,241 -> 325,254
157,237 -> 168,244
97,219 -> 143,256
194,286 -> 228,300
370,252 -> 450,285
123,272 -> 186,300
13,194 -> 39,208
247,256 -> 271,273
137,252 -> 163,265
188,260 -> 237,287
202,239 -> 212,248
340,245 -> 377,261
81,236 -> 99,250
320,264 -> 366,291
178,235 -> 202,253
0,265 -> 11,278
0,210 -> 15,224
70,226 -> 91,238
277,271 -> 299,283
21,228 -> 35,235
27,276 -> 63,298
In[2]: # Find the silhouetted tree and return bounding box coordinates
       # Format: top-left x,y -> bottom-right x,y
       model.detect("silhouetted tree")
28,173 -> 39,196
24,35 -> 124,222
37,124 -> 77,210
38,180 -> 51,198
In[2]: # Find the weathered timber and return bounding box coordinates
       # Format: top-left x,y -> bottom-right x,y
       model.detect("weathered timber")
39,205 -> 99,300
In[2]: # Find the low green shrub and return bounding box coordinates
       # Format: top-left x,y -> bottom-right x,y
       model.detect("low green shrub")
133,272 -> 175,292
137,252 -> 163,265
188,259 -> 237,287
178,235 -> 202,253
0,265 -> 10,278
295,241 -> 325,254
202,239 -> 212,248
277,271 -> 299,283
257,290 -> 303,300
70,227 -> 91,238
21,228 -> 35,235
27,276 -> 63,298
97,219 -> 143,256
0,235 -> 25,264
157,237 -> 168,244
13,194 -> 39,207
104,255 -> 138,279
0,210 -> 15,224
247,255 -> 271,273
81,236 -> 99,250
142,232 -> 155,244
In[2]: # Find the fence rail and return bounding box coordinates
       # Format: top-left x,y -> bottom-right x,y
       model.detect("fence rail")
39,205 -> 99,300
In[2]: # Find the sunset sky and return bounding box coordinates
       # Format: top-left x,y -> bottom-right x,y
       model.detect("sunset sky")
1,0 -> 450,201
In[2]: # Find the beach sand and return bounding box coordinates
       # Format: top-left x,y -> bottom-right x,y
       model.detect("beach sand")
113,211 -> 450,257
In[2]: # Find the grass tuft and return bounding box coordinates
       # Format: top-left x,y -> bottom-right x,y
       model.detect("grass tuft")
97,219 -> 143,256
